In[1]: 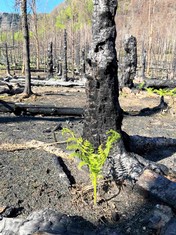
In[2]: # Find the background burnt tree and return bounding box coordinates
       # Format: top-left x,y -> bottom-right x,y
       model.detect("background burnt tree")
141,45 -> 147,79
30,0 -> 40,70
20,0 -> 32,96
83,0 -> 166,181
47,41 -> 53,78
62,29 -> 68,81
4,43 -> 11,77
80,48 -> 86,80
120,35 -> 137,89
172,48 -> 176,77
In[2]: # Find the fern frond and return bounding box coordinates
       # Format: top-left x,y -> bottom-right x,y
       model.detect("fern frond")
104,129 -> 121,156
145,87 -> 154,95
62,127 -> 75,138
78,161 -> 87,170
62,127 -> 121,205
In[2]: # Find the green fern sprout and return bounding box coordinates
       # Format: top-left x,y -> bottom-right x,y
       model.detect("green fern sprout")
146,87 -> 176,97
138,81 -> 145,90
145,87 -> 155,95
62,128 -> 121,205
169,88 -> 176,97
153,88 -> 169,97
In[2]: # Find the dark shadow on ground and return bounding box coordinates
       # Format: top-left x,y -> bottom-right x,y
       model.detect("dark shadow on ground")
124,96 -> 168,117
126,134 -> 176,161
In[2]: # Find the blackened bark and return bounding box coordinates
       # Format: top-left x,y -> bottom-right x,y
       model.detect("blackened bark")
83,0 -> 123,149
80,48 -> 86,80
120,35 -> 137,89
62,29 -> 68,81
47,42 -> 53,78
142,46 -> 147,79
75,37 -> 80,70
4,43 -> 11,77
172,49 -> 176,77
21,0 -> 32,96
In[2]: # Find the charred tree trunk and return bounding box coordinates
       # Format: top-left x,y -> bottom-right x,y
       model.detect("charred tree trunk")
172,48 -> 176,77
47,42 -> 53,79
75,34 -> 80,72
142,46 -> 147,79
80,48 -> 86,80
62,29 -> 68,82
30,0 -> 40,70
4,43 -> 11,77
21,0 -> 32,96
83,0 -> 168,183
83,0 -> 123,149
120,35 -> 137,89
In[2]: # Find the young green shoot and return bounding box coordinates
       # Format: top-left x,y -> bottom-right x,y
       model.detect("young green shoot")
62,128 -> 121,205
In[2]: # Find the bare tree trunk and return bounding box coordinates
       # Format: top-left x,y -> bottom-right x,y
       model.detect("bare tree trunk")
21,0 -> 32,96
142,44 -> 147,79
62,29 -> 68,81
71,27 -> 75,79
4,43 -> 11,77
75,33 -> 80,71
30,0 -> 40,70
80,48 -> 86,80
172,47 -> 176,77
47,42 -> 53,78
147,0 -> 156,76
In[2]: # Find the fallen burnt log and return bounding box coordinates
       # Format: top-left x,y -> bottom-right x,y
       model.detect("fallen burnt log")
142,78 -> 176,89
0,80 -> 13,91
0,100 -> 84,117
137,169 -> 176,209
0,85 -> 23,95
8,78 -> 86,87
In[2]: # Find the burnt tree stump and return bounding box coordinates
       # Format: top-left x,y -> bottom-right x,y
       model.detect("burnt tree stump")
120,35 -> 137,89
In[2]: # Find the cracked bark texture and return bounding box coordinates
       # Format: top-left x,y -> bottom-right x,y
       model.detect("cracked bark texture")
83,0 -> 123,149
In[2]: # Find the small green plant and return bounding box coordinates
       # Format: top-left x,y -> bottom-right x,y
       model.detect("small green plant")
138,81 -> 145,90
145,87 -> 155,95
146,87 -> 176,97
62,128 -> 121,205
153,88 -> 170,97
